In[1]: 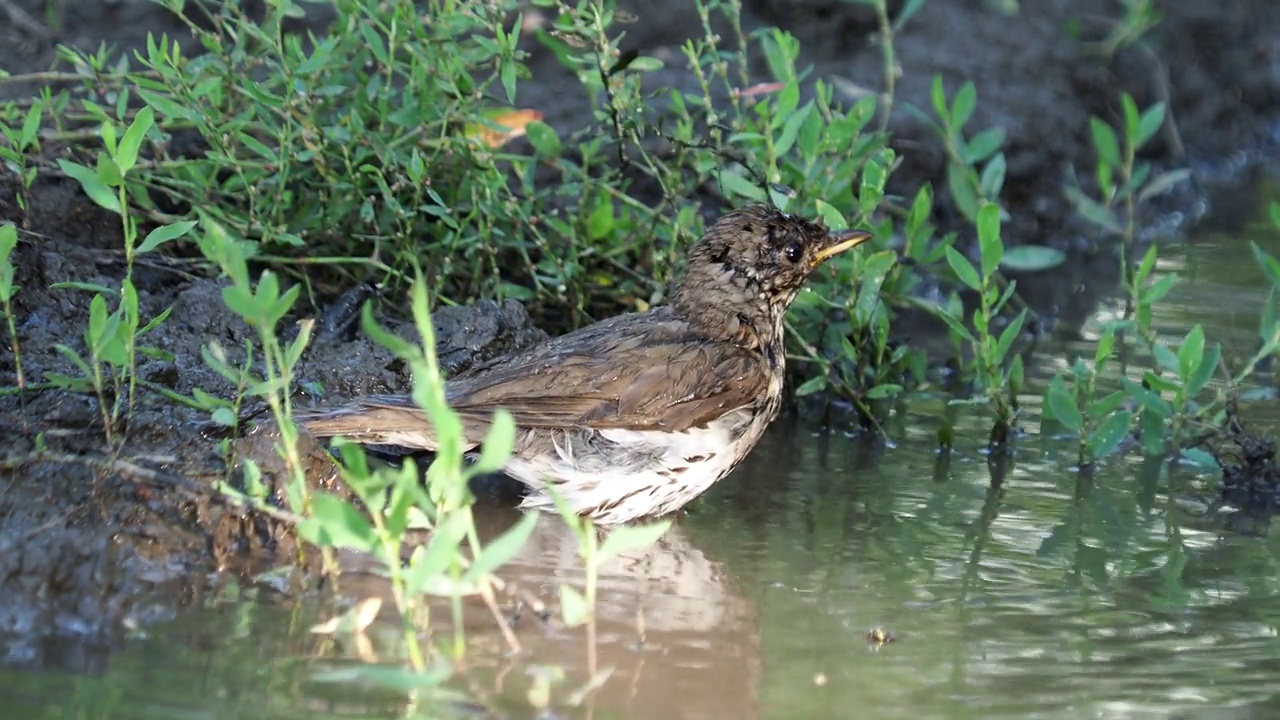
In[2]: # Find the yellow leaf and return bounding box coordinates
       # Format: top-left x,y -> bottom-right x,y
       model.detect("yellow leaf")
466,108 -> 545,149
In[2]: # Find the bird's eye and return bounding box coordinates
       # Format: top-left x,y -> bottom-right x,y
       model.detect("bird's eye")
784,242 -> 803,264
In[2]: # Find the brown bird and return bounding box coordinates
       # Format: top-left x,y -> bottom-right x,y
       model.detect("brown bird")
298,205 -> 872,523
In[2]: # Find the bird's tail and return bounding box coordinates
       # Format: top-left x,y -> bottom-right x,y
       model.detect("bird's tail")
294,402 -> 445,452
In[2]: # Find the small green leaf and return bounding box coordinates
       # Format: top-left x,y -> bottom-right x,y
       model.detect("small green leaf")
472,408 -> 516,475
524,121 -> 561,158
945,246 -> 982,290
597,520 -> 672,563
774,101 -> 813,156
586,199 -> 614,241
1137,168 -> 1191,204
1000,245 -> 1067,272
951,81 -> 977,130
1142,274 -> 1177,305
57,159 -> 120,213
1135,102 -> 1166,148
1087,409 -> 1133,460
976,203 -> 1003,278
994,308 -> 1027,364
1179,448 -> 1219,471
979,152 -> 1006,198
719,171 -> 765,202
963,127 -> 1005,164
1087,390 -> 1126,419
560,584 -> 589,627
137,220 -> 197,254
115,105 -> 154,174
1186,342 -> 1219,397
794,374 -> 827,397
1176,324 -> 1205,381
1089,117 -> 1120,168
1064,186 -> 1121,234
1046,375 -> 1083,432
463,511 -> 538,583
297,492 -> 377,552
1250,241 -> 1280,288
865,383 -> 903,399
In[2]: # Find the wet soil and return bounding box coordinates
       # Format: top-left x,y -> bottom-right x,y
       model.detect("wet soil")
2,0 -> 1279,665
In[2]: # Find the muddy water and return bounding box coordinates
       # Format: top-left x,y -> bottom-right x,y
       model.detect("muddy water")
3,220 -> 1280,719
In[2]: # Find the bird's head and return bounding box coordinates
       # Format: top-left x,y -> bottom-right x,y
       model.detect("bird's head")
671,205 -> 873,350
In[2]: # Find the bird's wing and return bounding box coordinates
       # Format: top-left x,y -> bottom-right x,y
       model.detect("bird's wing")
357,316 -> 771,436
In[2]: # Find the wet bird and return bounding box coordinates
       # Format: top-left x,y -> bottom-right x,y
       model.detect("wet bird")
298,205 -> 873,523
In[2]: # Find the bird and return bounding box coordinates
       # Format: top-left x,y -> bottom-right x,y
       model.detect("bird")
297,205 -> 873,524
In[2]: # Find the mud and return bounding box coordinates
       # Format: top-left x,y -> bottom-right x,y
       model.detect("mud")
2,0 -> 1279,664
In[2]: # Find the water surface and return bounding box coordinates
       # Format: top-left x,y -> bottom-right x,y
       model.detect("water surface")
3,218 -> 1280,719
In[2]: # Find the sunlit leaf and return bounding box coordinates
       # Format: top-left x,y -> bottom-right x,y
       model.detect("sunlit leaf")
1087,409 -> 1132,460
465,108 -> 544,148
597,520 -> 672,563
1000,245 -> 1067,272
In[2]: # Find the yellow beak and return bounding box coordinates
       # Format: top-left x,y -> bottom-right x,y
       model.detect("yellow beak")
811,228 -> 874,267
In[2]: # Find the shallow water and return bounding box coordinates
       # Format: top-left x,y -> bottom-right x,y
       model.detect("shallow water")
4,217 -> 1280,719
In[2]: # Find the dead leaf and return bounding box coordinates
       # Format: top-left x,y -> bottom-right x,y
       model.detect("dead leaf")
467,109 -> 545,149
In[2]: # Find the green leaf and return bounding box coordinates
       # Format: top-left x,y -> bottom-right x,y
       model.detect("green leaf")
865,383 -> 903,399
462,511 -> 538,584
1250,241 -> 1280,288
1088,410 -> 1133,460
951,81 -> 977,130
994,308 -> 1027,364
137,220 -> 197,254
1270,200 -> 1280,230
1135,102 -> 1166,148
1046,375 -> 1082,432
1088,390 -> 1126,419
719,171 -> 764,202
930,75 -> 948,121
560,584 -> 589,627
586,197 -> 611,239
297,492 -> 377,552
1176,324 -> 1205,382
597,520 -> 672,563
1179,448 -> 1219,471
115,105 -> 154,174
1088,117 -> 1120,169
976,202 -> 1003,278
999,245 -> 1066,272
403,512 -> 469,596
525,121 -> 561,158
1151,341 -> 1180,374
472,408 -> 516,475
1063,186 -> 1121,234
1140,406 -> 1166,455
775,101 -> 813,156
1186,342 -> 1220,397
1137,168 -> 1191,204
946,162 -> 980,221
794,374 -> 827,397
945,246 -> 981,290
979,152 -> 1006,198
1142,274 -> 1177,305
963,127 -> 1005,165
57,159 -> 120,213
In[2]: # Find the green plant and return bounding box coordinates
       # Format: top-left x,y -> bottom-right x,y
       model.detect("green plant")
0,224 -> 23,406
938,203 -> 1026,446
0,97 -> 43,213
46,105 -> 197,443
546,489 -> 671,674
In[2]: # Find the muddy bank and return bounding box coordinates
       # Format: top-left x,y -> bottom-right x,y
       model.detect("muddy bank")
2,0 -> 1279,663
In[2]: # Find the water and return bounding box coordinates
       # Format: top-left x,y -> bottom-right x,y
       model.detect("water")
3,219 -> 1280,718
